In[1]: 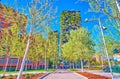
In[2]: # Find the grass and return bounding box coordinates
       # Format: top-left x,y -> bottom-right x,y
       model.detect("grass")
69,68 -> 76,71
0,68 -> 56,74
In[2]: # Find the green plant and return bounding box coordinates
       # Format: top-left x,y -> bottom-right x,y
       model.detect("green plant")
8,75 -> 13,79
31,74 -> 35,77
69,68 -> 76,71
26,74 -> 31,79
14,75 -> 17,78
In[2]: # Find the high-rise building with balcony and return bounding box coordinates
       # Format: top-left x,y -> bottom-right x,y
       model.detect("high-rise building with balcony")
60,10 -> 81,44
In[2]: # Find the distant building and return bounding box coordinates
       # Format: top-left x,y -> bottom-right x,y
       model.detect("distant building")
60,10 -> 81,44
0,55 -> 44,71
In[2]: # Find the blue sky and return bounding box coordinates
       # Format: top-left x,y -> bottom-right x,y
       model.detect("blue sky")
53,0 -> 92,31
0,0 -> 92,31
1,0 -> 119,45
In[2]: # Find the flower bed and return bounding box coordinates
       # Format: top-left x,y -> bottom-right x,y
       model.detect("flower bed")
1,73 -> 45,79
76,72 -> 111,79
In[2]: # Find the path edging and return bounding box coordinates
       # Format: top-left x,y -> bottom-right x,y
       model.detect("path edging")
74,72 -> 88,79
37,69 -> 57,79
37,73 -> 50,79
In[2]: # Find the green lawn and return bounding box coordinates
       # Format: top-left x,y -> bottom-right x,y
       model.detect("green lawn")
0,68 -> 56,74
68,68 -> 77,71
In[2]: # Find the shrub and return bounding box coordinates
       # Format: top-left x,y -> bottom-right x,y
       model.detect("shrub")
14,75 -> 17,78
26,74 -> 31,79
8,75 -> 13,79
31,74 -> 35,77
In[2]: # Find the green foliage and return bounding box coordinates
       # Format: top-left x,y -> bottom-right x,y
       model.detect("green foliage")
81,0 -> 120,31
62,27 -> 95,62
8,75 -> 13,79
69,68 -> 76,71
82,0 -> 120,21
106,42 -> 120,56
0,3 -> 27,58
26,74 -> 31,79
47,31 -> 58,63
89,67 -> 102,70
91,61 -> 100,66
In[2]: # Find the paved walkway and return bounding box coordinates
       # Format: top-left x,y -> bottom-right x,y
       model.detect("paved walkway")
85,70 -> 120,79
41,69 -> 87,79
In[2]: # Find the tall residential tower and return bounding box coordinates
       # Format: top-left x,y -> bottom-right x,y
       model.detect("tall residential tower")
60,10 -> 81,44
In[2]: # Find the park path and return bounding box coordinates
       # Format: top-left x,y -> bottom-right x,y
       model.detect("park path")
86,70 -> 120,79
41,69 -> 87,79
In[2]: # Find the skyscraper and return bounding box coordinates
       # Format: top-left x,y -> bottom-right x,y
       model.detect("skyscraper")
60,10 -> 81,44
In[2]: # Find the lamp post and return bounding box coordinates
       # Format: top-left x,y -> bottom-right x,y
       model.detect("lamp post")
116,0 -> 120,13
85,18 -> 114,79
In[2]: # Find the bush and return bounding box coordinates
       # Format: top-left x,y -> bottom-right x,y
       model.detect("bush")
91,61 -> 100,66
31,74 -> 35,77
8,75 -> 13,79
69,68 -> 76,71
14,75 -> 17,77
26,74 -> 31,79
89,67 -> 102,70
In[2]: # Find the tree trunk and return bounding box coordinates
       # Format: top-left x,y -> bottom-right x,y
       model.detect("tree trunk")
9,59 -> 12,71
44,50 -> 47,71
75,62 -> 77,69
32,63 -> 34,70
25,60 -> 28,71
35,62 -> 38,70
53,52 -> 55,69
44,40 -> 47,71
15,58 -> 20,72
3,55 -> 9,77
53,60 -> 55,69
101,56 -> 104,71
46,59 -> 49,71
73,63 -> 74,69
88,60 -> 90,70
70,62 -> 71,69
17,37 -> 30,79
81,58 -> 83,72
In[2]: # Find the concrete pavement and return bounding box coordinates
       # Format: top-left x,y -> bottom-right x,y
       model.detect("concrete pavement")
40,69 -> 87,79
85,70 -> 120,79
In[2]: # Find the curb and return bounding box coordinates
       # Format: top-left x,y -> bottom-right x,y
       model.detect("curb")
37,70 -> 57,79
37,73 -> 50,79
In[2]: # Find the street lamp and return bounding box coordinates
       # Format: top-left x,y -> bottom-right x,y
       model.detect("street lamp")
85,18 -> 114,79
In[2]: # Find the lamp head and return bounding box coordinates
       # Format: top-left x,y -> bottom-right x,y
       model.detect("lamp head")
84,18 -> 89,22
102,26 -> 107,30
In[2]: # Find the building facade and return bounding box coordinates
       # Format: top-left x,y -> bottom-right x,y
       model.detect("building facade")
60,10 -> 81,44
0,56 -> 44,71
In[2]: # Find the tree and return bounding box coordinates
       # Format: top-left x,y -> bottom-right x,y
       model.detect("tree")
62,27 -> 95,71
0,3 -> 27,75
78,0 -> 120,33
106,42 -> 120,56
17,0 -> 57,78
47,31 -> 58,69
79,0 -> 120,22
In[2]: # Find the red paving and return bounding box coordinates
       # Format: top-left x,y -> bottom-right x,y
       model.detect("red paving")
77,72 -> 111,79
